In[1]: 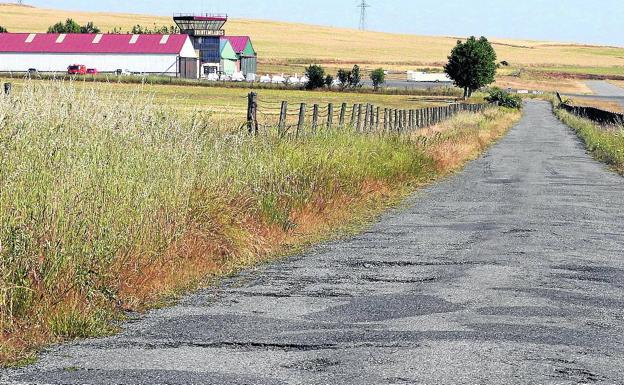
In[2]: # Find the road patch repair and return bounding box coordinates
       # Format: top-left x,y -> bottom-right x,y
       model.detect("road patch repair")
2,101 -> 624,384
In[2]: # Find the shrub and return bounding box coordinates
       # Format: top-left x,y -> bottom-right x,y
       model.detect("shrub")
370,68 -> 385,90
337,69 -> 350,89
485,88 -> 522,109
0,26 -> 7,33
304,64 -> 326,90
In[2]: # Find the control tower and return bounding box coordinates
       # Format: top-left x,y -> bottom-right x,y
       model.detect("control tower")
174,14 -> 228,74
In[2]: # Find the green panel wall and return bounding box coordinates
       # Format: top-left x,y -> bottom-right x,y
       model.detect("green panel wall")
222,59 -> 237,75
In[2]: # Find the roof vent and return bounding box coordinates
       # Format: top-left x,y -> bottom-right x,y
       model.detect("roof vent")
55,34 -> 66,43
92,34 -> 103,44
25,33 -> 36,43
159,35 -> 170,44
129,34 -> 139,44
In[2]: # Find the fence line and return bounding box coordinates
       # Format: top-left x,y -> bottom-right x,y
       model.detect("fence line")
248,92 -> 489,137
556,91 -> 624,126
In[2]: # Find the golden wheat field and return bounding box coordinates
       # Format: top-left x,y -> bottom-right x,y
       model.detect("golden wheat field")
1,3 -> 624,75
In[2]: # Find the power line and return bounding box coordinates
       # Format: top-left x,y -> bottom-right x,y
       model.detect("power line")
357,0 -> 370,31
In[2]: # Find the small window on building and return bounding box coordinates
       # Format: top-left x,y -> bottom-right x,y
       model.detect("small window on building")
129,34 -> 139,44
159,35 -> 170,45
56,34 -> 66,43
92,34 -> 103,44
25,33 -> 36,43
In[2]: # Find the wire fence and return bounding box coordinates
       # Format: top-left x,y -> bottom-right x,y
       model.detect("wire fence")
246,91 -> 490,138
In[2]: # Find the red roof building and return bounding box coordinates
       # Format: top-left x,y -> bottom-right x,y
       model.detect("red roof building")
0,33 -> 198,77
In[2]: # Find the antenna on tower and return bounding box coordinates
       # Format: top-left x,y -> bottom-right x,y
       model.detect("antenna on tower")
357,0 -> 370,31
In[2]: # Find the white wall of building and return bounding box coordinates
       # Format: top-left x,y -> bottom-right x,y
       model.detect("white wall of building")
0,53 -> 182,74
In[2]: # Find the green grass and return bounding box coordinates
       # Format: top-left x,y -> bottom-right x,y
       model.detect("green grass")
555,107 -> 624,173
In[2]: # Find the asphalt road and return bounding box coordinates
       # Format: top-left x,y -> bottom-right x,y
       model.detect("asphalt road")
365,80 -> 456,90
3,101 -> 624,385
563,81 -> 624,109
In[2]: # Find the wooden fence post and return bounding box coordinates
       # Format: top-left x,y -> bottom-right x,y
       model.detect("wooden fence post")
327,103 -> 334,129
363,103 -> 370,132
247,92 -> 258,135
297,103 -> 306,138
3,83 -> 11,96
350,104 -> 357,127
356,104 -> 363,132
312,104 -> 319,132
339,103 -> 347,127
278,101 -> 288,136
375,106 -> 380,131
394,109 -> 399,133
384,108 -> 388,132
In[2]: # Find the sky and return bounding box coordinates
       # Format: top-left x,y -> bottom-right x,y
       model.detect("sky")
22,0 -> 624,47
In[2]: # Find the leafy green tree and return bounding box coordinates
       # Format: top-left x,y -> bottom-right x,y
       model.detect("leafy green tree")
444,36 -> 497,99
370,68 -> 385,90
81,22 -> 100,34
0,26 -> 7,33
304,64 -> 326,90
337,69 -> 350,89
324,74 -> 334,88
349,65 -> 362,88
47,19 -> 100,34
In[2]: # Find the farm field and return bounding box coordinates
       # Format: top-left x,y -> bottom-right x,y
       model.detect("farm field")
4,78 -> 454,127
1,3 -> 624,79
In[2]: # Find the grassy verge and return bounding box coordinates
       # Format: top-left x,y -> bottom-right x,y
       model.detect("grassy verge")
0,81 -> 520,366
554,106 -> 624,174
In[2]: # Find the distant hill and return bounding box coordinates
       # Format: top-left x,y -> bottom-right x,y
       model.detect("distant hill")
1,3 -> 623,75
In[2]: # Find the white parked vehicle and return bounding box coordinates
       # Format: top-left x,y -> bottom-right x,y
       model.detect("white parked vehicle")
407,71 -> 452,83
259,74 -> 271,83
245,73 -> 256,82
218,73 -> 231,82
288,74 -> 300,84
205,73 -> 219,81
299,75 -> 309,85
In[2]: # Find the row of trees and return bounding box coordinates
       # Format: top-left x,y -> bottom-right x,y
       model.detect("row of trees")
47,19 -> 101,33
0,26 -> 8,33
304,64 -> 386,91
45,19 -> 177,35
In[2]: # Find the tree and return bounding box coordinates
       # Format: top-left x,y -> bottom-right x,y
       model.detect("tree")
47,19 -> 101,34
337,69 -> 350,89
349,65 -> 362,88
81,22 -> 101,34
324,74 -> 334,88
0,26 -> 7,33
304,64 -> 326,90
444,36 -> 497,99
370,68 -> 385,90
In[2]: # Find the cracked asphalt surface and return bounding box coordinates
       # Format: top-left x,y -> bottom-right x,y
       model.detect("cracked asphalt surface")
2,100 -> 624,384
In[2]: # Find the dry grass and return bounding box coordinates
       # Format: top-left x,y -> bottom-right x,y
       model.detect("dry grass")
494,75 -> 591,94
0,80 -> 520,366
569,97 -> 624,113
608,80 -> 624,89
415,107 -> 522,171
3,78 -> 452,125
1,3 -> 623,73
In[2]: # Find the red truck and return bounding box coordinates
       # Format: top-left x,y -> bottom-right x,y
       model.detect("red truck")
67,64 -> 87,75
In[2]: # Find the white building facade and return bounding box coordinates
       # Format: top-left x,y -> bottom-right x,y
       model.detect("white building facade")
0,33 -> 198,76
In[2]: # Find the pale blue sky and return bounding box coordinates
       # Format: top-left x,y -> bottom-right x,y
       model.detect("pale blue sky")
23,0 -> 624,46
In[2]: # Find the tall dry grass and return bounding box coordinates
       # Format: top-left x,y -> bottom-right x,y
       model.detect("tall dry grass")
0,81 -> 519,365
